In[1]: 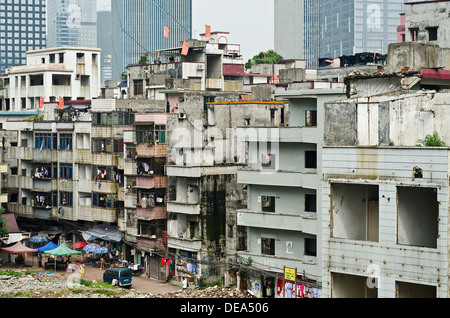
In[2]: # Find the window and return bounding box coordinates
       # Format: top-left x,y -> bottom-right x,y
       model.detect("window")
409,28 -> 418,41
35,133 -> 57,150
60,164 -> 73,179
305,151 -> 317,169
155,125 -> 166,144
93,193 -> 118,208
305,194 -> 317,213
60,192 -> 73,206
261,196 -> 275,213
261,153 -> 275,170
304,238 -> 316,257
134,80 -> 143,95
427,27 -> 438,41
261,237 -> 275,256
59,134 -> 72,150
305,110 -> 317,127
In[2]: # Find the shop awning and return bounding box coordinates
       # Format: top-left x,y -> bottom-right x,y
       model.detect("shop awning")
0,241 -> 37,254
81,224 -> 123,243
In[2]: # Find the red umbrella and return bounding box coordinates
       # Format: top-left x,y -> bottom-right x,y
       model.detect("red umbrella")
71,242 -> 88,249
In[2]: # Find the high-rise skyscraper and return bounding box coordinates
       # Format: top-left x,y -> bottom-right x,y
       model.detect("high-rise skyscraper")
319,0 -> 405,61
0,0 -> 47,74
98,10 -> 113,83
110,0 -> 192,81
46,0 -> 97,49
274,0 -> 319,69
274,0 -> 405,68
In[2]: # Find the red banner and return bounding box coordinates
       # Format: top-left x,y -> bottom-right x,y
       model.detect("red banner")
205,25 -> 211,38
164,26 -> 169,38
40,97 -> 44,108
181,41 -> 189,56
58,96 -> 64,110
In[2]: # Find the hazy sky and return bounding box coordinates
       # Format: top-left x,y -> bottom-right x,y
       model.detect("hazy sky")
97,0 -> 274,62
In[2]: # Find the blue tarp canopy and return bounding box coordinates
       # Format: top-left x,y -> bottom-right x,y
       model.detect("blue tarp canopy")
36,241 -> 58,253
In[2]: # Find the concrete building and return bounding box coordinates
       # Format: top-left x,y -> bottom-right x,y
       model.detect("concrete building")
0,0 -> 47,74
274,0 -> 319,68
236,77 -> 345,297
46,0 -> 97,49
1,47 -> 101,111
320,42 -> 450,298
319,0 -> 404,60
404,0 -> 450,47
97,10 -> 113,84
111,0 -> 192,81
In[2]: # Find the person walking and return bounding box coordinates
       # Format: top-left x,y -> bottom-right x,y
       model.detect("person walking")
182,277 -> 188,291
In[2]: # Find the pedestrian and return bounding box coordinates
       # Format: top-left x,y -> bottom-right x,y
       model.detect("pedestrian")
80,263 -> 85,277
38,253 -> 42,267
182,277 -> 188,291
285,281 -> 294,298
100,257 -> 105,270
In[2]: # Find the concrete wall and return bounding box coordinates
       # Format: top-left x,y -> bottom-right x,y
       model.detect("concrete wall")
322,146 -> 449,298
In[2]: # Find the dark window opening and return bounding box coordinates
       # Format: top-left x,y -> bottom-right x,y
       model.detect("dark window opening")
305,194 -> 317,213
305,151 -> 317,169
427,27 -> 438,41
261,237 -> 275,256
261,196 -> 275,213
304,238 -> 317,257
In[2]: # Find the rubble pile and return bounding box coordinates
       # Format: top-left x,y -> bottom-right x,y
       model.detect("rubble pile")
161,285 -> 255,299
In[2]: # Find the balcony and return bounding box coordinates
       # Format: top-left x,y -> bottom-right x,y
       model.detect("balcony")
34,149 -> 57,162
136,206 -> 167,220
136,144 -> 167,158
206,78 -> 222,90
167,166 -> 201,178
136,176 -> 167,189
7,203 -> 33,218
92,180 -> 117,194
75,149 -> 92,164
237,169 -> 319,189
52,85 -> 71,97
167,201 -> 201,215
136,236 -> 166,251
237,209 -> 317,234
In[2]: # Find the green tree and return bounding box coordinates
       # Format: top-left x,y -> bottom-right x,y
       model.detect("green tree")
245,50 -> 284,69
138,54 -> 149,65
121,72 -> 128,82
417,131 -> 447,147
0,206 -> 8,238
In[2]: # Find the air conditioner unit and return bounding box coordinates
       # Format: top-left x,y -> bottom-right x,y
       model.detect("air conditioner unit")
179,113 -> 186,120
197,64 -> 205,71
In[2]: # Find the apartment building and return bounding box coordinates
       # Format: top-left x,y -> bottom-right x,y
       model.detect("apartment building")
320,41 -> 450,298
236,77 -> 345,298
1,47 -> 101,111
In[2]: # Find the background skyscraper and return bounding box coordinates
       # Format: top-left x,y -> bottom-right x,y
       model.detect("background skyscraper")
274,0 -> 405,68
274,0 -> 319,69
110,0 -> 192,81
97,10 -> 113,83
46,0 -> 97,48
319,0 -> 404,60
0,0 -> 47,74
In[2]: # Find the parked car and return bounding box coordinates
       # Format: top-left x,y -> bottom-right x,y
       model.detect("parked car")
103,268 -> 132,288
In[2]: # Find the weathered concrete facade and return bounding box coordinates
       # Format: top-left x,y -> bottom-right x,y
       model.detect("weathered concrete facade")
322,88 -> 450,297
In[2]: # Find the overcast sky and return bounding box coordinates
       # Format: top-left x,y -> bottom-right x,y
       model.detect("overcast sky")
97,0 -> 274,63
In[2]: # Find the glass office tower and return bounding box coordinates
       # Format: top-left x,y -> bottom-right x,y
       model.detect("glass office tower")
111,0 -> 192,81
319,0 -> 405,60
46,0 -> 97,49
0,0 -> 47,74
275,0 -> 405,68
275,0 -> 320,69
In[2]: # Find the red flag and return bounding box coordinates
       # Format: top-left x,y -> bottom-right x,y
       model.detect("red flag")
205,25 -> 211,38
39,97 -> 44,108
164,26 -> 169,38
264,52 -> 266,59
181,41 -> 190,56
58,96 -> 64,110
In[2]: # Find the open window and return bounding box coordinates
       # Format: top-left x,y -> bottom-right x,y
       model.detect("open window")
305,151 -> 317,169
397,186 -> 438,248
261,237 -> 275,256
261,153 -> 276,170
261,195 -> 275,213
331,183 -> 379,242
